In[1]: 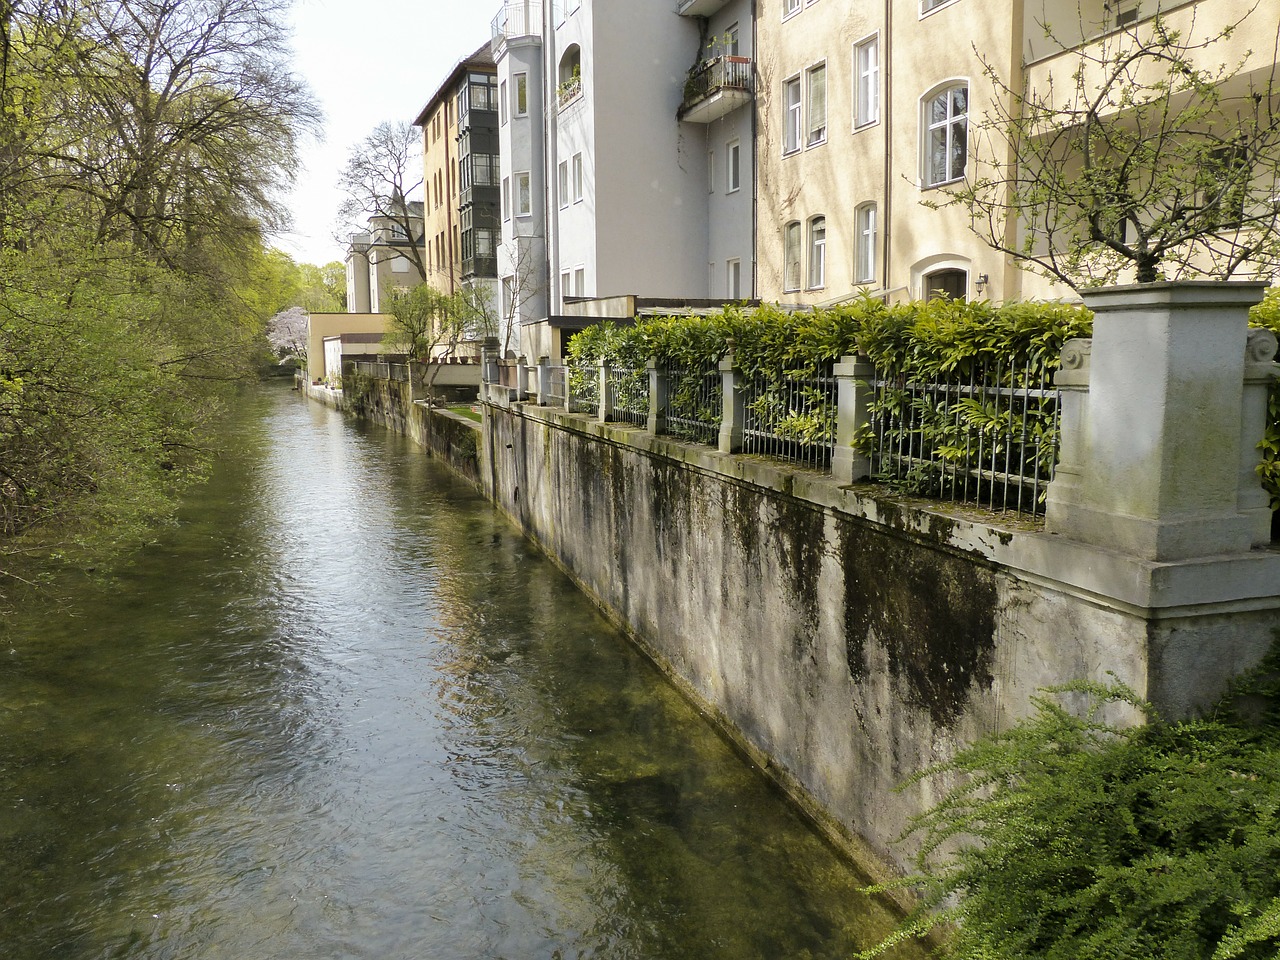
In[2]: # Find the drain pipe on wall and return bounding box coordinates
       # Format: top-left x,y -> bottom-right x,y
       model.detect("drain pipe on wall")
881,0 -> 893,299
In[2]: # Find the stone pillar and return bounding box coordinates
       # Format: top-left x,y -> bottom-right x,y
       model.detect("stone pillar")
647,359 -> 668,436
598,360 -> 610,423
536,356 -> 550,406
832,354 -> 876,484
1240,328 -> 1279,546
517,359 -> 530,401
718,353 -> 744,454
1044,281 -> 1268,561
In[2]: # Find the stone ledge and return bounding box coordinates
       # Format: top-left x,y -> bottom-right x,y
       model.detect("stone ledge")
493,400 -> 1280,618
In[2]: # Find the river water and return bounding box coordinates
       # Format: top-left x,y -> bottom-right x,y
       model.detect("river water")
0,385 -> 925,959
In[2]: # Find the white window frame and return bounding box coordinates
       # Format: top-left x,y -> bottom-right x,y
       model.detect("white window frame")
558,161 -> 569,209
572,153 -> 584,203
560,269 -> 572,299
783,221 -> 801,292
853,34 -> 879,129
855,202 -> 877,284
727,258 -> 742,299
516,171 -> 532,217
922,81 -> 968,188
783,74 -> 802,155
502,176 -> 511,221
573,265 -> 585,297
514,73 -> 529,116
783,0 -> 801,19
727,140 -> 741,193
807,216 -> 826,290
920,0 -> 960,16
806,61 -> 827,147
708,149 -> 716,193
499,80 -> 508,124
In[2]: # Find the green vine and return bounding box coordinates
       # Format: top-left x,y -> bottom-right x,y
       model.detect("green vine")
1249,291 -> 1280,513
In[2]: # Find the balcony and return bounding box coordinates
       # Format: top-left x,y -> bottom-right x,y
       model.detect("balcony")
491,1 -> 543,45
557,74 -> 582,111
678,56 -> 752,123
677,0 -> 732,15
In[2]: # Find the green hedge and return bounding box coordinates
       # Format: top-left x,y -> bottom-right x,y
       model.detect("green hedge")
1250,291 -> 1280,512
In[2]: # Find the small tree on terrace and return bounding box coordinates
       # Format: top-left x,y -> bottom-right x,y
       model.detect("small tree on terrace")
947,2 -> 1280,288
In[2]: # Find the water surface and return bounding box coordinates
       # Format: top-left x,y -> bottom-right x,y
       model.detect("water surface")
0,385 -> 925,959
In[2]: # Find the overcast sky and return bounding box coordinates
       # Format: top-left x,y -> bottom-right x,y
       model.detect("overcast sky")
274,0 -> 497,267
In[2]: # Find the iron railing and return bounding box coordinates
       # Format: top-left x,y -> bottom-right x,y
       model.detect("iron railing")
681,56 -> 752,110
567,364 -> 597,413
607,366 -> 649,426
546,365 -> 567,407
867,358 -> 1061,517
492,0 -> 543,41
742,370 -> 837,472
665,365 -> 721,444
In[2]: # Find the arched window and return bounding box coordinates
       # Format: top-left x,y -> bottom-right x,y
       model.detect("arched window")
922,83 -> 968,187
558,45 -> 582,106
924,267 -> 968,300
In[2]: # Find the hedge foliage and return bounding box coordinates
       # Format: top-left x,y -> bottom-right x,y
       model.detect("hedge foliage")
1250,292 -> 1280,510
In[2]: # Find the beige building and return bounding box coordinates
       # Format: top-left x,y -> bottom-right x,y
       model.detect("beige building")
755,0 -> 1276,306
415,43 -> 499,297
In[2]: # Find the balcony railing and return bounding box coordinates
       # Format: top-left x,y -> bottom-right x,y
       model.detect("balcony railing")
557,74 -> 582,110
492,1 -> 543,43
678,56 -> 753,123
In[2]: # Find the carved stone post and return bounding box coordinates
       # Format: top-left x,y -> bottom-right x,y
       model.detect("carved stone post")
1240,328 -> 1279,546
647,359 -> 667,436
832,354 -> 876,484
598,360 -> 610,423
1045,281 -> 1268,560
536,356 -> 550,406
718,352 -> 745,454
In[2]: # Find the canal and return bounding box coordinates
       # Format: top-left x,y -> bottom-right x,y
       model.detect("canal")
1,385 -> 925,959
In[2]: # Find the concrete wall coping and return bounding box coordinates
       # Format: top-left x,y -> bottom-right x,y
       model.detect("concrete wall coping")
497,399 -> 1280,619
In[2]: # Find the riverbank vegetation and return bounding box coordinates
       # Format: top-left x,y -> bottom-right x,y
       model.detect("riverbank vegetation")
0,0 -> 320,598
858,655 -> 1280,960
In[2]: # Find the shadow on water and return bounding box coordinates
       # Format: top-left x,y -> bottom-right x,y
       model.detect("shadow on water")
0,384 -> 929,960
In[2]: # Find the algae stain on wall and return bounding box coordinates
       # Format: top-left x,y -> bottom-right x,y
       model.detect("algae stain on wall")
838,517 -> 997,727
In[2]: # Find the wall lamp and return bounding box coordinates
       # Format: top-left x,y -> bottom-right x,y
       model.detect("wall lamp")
974,272 -> 990,295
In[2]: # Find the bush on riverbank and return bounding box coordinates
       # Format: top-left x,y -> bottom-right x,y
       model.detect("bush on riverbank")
859,659 -> 1280,960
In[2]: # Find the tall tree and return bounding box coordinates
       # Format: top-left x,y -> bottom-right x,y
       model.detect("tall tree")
336,120 -> 428,282
943,4 -> 1280,287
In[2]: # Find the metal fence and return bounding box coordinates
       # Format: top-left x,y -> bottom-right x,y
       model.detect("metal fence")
567,364 -> 597,414
546,365 -> 567,408
665,365 -> 721,445
607,366 -> 649,426
742,371 -> 837,472
868,358 -> 1060,516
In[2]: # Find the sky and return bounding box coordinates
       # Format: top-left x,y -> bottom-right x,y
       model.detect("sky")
274,0 -> 498,267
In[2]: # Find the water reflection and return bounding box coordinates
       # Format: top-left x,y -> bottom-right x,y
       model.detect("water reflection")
0,385 -> 927,959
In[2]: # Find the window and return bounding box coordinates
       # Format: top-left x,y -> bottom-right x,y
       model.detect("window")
502,176 -> 511,221
516,171 -> 531,216
561,270 -> 572,299
1115,4 -> 1139,27
783,221 -> 801,291
558,161 -> 569,208
727,258 -> 742,299
784,0 -> 801,17
808,216 -> 826,289
923,83 -> 968,186
392,256 -> 411,274
854,36 -> 879,128
572,153 -> 584,203
807,63 -> 827,146
921,0 -> 954,13
924,268 -> 967,300
725,22 -> 740,57
855,202 -> 877,283
708,149 -> 716,193
1204,144 -> 1250,227
727,140 -> 741,192
515,73 -> 528,116
783,76 -> 802,154
500,80 -> 508,124
574,266 -> 585,297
